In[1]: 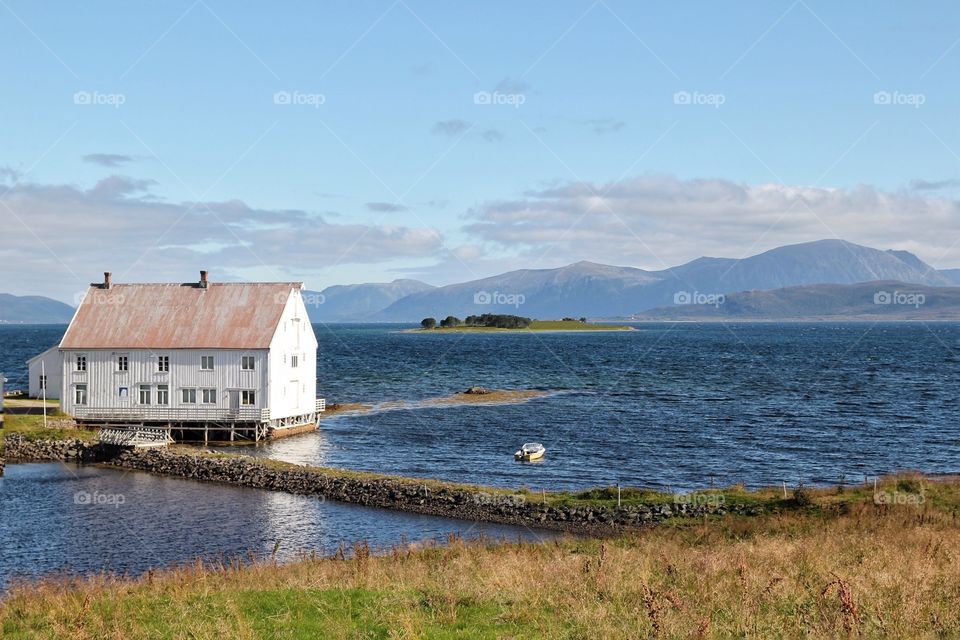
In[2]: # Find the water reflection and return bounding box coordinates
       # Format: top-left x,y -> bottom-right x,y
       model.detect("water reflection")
0,463 -> 552,588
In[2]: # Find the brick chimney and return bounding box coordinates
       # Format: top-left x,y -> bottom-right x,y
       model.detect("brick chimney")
103,272 -> 112,290
199,270 -> 209,289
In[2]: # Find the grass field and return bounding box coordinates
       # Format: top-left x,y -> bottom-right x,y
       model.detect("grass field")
2,473 -> 958,638
0,410 -> 95,449
411,320 -> 634,333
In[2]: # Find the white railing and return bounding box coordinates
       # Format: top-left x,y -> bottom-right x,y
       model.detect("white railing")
98,426 -> 174,448
74,406 -> 270,422
316,398 -> 326,413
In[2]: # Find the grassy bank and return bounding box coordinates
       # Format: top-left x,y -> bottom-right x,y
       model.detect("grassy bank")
410,320 -> 635,333
2,473 -> 958,638
0,411 -> 95,451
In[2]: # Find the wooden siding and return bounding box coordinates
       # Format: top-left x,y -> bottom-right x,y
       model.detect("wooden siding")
60,348 -> 269,419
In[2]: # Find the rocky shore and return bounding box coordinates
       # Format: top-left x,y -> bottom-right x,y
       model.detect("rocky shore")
1,435 -> 764,531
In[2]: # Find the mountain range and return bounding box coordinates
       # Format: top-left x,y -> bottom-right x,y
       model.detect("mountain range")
5,239 -> 960,323
362,239 -> 957,321
0,294 -> 75,324
636,281 -> 960,321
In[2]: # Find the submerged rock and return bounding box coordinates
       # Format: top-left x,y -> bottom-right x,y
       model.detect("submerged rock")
464,386 -> 491,395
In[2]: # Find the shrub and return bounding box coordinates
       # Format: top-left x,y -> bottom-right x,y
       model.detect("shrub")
793,483 -> 813,506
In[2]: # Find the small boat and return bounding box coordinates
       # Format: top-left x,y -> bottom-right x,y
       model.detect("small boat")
514,442 -> 545,461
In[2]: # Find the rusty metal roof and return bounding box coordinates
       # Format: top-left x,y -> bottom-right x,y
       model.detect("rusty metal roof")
60,282 -> 302,349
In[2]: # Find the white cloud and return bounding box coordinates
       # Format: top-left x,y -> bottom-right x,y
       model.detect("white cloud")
0,174 -> 444,300
467,175 -> 960,270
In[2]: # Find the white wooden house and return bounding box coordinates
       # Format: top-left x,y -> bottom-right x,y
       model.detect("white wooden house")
28,346 -> 61,400
52,271 -> 322,441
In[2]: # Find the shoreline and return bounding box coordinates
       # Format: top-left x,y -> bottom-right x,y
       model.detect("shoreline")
1,434 -> 762,533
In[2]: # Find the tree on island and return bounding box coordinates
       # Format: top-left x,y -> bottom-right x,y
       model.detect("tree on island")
439,315 -> 462,328
464,313 -> 531,329
420,317 -> 436,329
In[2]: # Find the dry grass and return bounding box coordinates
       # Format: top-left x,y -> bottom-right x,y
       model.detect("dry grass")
4,477 -> 960,638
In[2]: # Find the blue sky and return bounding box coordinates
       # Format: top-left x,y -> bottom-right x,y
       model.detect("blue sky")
2,1 -> 959,301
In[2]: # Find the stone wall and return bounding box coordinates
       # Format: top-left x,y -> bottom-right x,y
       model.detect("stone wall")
1,435 -> 764,531
108,448 -> 764,532
2,434 -> 102,464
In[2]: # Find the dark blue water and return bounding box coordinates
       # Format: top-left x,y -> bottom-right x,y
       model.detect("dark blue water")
0,463 -> 548,589
3,323 -> 960,491
268,323 -> 960,491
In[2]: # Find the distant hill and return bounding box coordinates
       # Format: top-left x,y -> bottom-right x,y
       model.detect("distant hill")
375,240 -> 956,321
634,281 -> 960,321
939,269 -> 960,285
304,279 -> 434,322
0,294 -> 74,324
11,239 -> 960,323
375,261 -> 660,320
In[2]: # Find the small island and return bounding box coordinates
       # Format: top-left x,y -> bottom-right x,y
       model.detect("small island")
409,313 -> 635,333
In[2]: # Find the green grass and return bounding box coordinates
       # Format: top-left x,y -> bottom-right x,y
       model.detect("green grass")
0,412 -> 97,447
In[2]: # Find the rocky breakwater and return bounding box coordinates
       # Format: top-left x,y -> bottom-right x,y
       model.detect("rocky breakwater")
2,434 -> 102,464
108,448 -> 764,532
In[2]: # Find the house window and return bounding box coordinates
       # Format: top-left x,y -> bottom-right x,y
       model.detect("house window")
75,384 -> 87,405
241,356 -> 255,371
139,384 -> 151,405
117,355 -> 129,372
201,356 -> 214,371
240,390 -> 256,405
39,375 -> 47,391
157,385 -> 169,405
76,355 -> 87,372
119,386 -> 129,399
201,388 -> 217,404
291,355 -> 299,368
157,356 -> 169,372
181,388 -> 197,404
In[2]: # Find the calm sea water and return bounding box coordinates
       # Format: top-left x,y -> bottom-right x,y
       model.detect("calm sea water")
0,463 -> 546,589
2,322 -> 959,584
